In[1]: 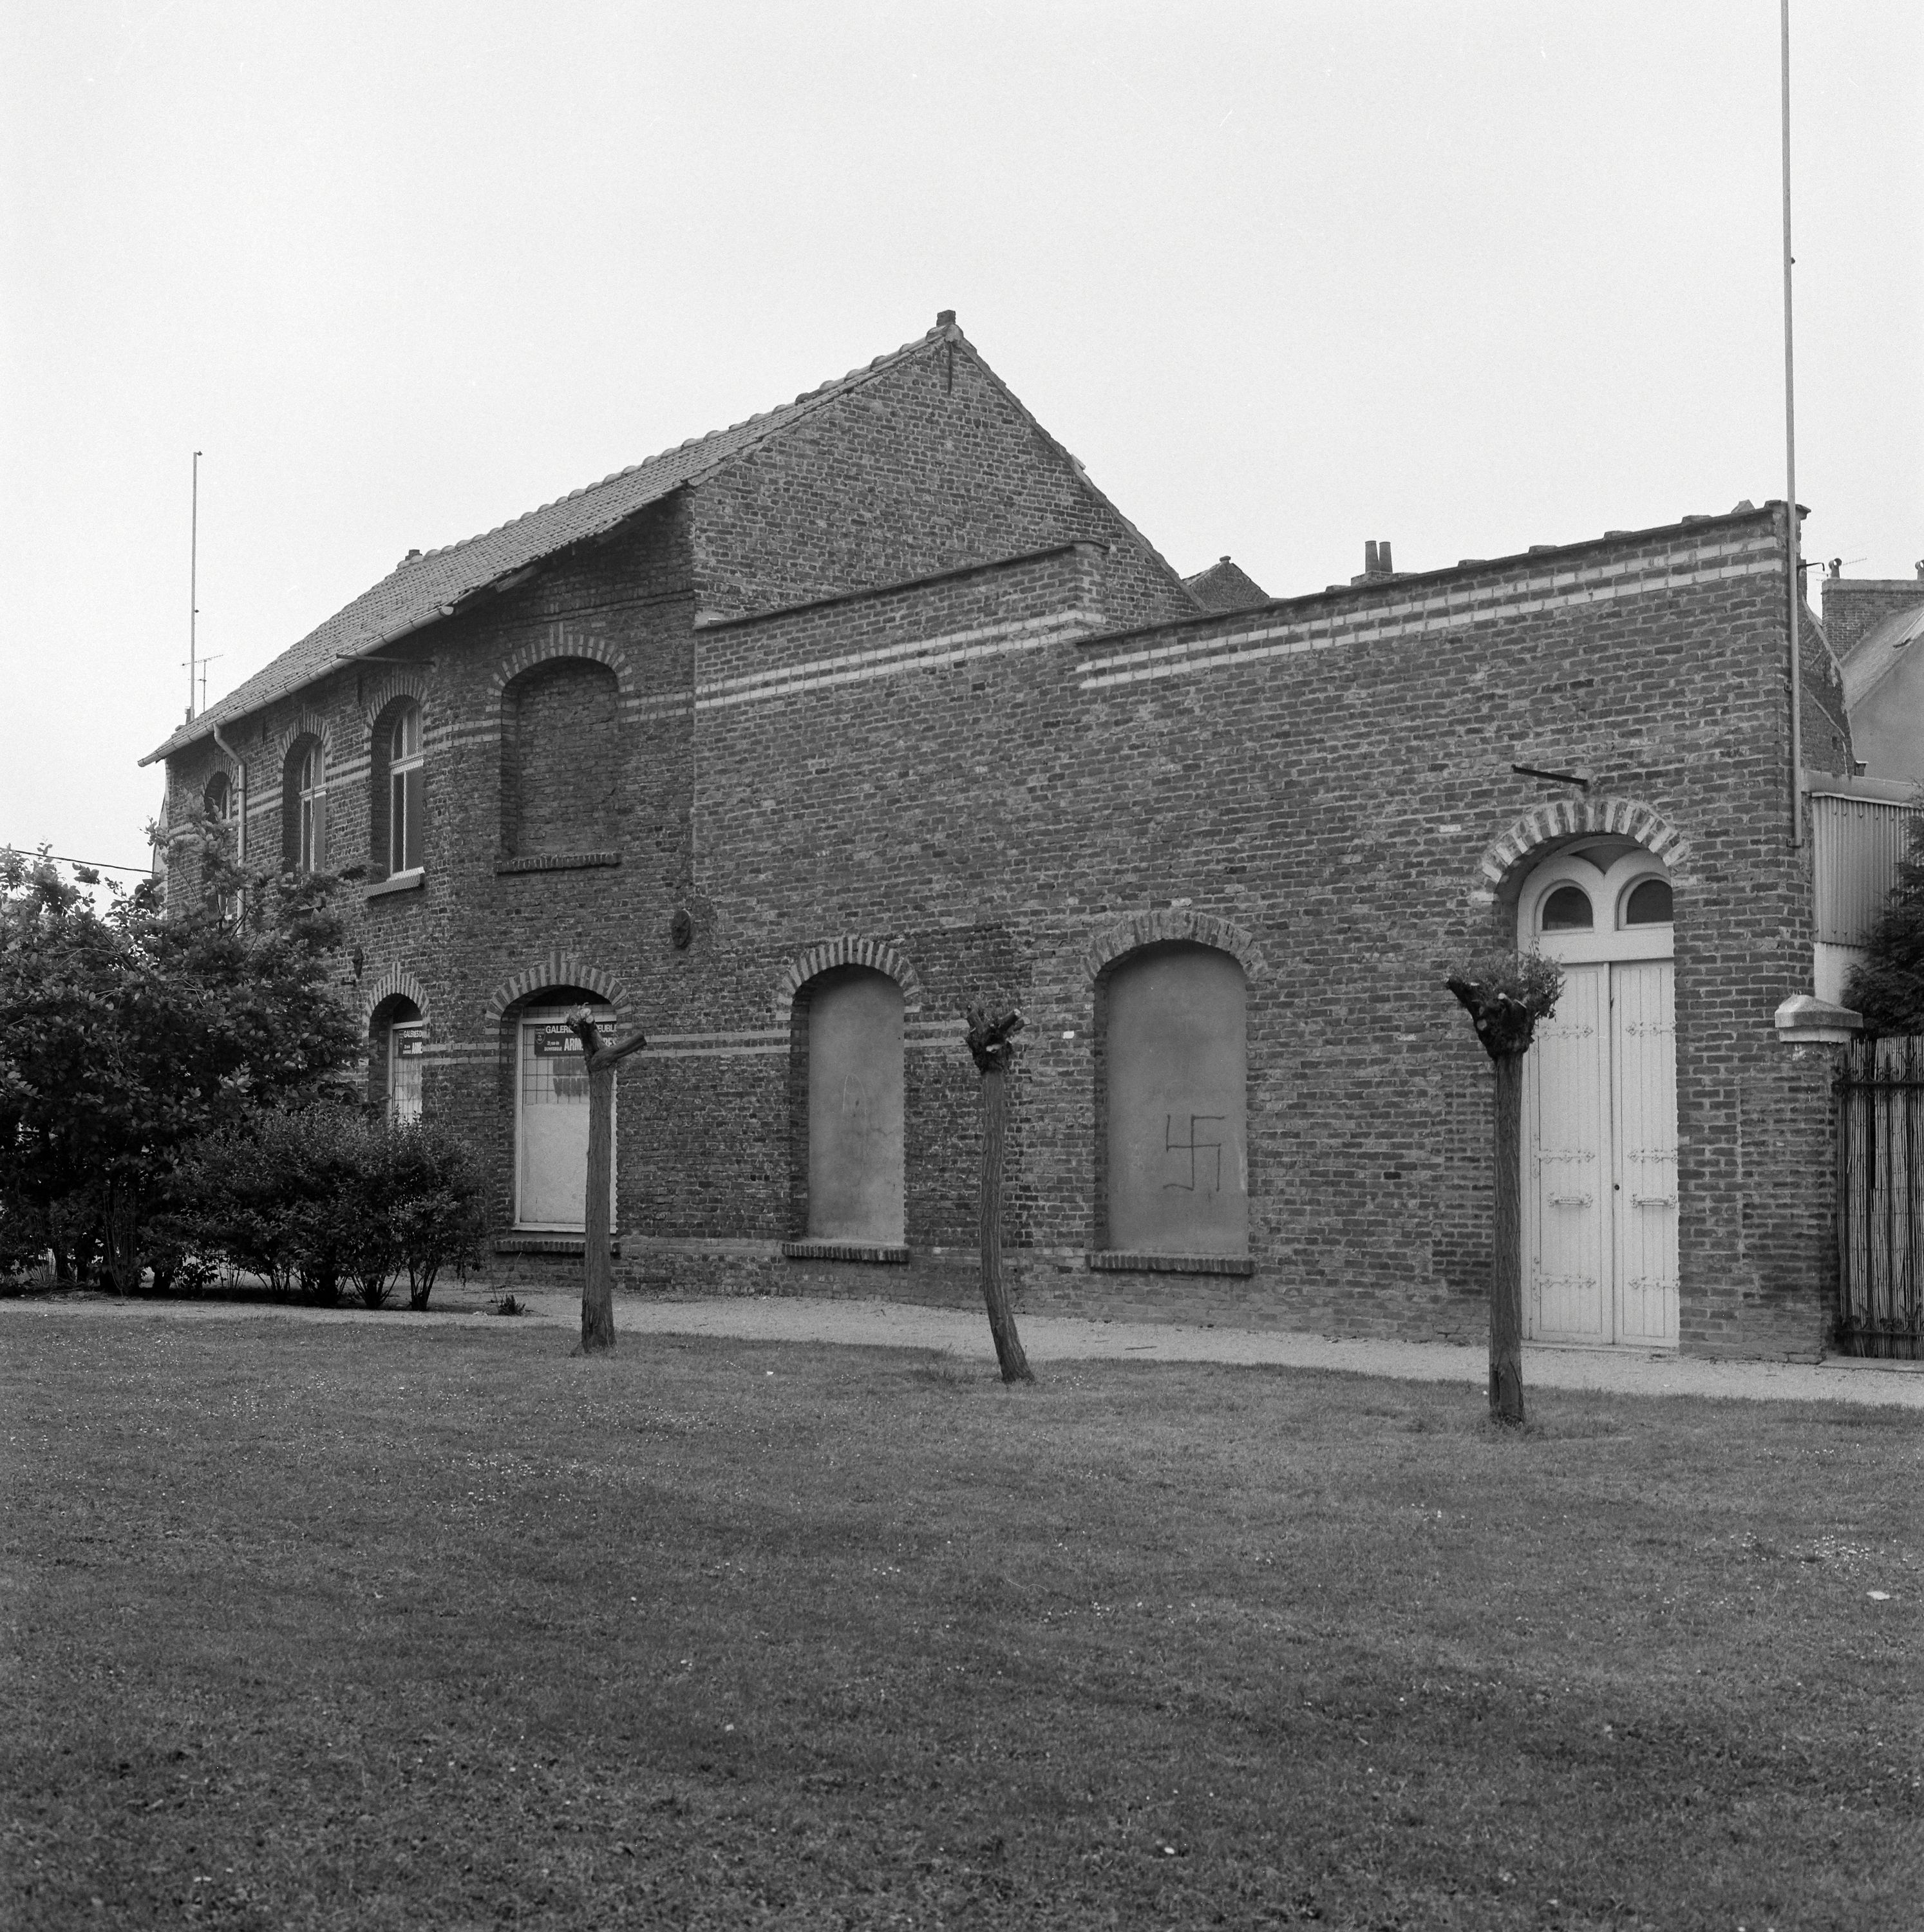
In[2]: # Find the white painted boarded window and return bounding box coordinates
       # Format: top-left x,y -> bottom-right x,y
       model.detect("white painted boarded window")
1104,942 -> 1249,1257
805,967 -> 905,1245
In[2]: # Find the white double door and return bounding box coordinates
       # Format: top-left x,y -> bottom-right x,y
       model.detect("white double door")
1523,960 -> 1679,1347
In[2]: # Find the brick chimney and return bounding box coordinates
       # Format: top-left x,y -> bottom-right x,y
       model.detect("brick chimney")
1351,539 -> 1397,587
1822,561 -> 1924,659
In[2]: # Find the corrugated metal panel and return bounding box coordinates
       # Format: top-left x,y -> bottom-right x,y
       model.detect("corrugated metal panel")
1811,794 -> 1922,945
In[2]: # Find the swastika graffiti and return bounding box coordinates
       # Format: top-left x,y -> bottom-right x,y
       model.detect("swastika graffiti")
1162,1113 -> 1227,1193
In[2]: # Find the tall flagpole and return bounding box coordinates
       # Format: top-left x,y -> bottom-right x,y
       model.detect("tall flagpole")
189,450 -> 202,723
1781,0 -> 1803,845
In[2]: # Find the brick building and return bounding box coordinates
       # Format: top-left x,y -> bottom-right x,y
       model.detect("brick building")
146,314 -> 1862,1357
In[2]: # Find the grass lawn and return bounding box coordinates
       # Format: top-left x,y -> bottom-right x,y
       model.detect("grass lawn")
2,1311 -> 1920,1931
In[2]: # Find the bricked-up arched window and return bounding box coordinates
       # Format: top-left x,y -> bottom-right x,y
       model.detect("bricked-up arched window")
370,700 -> 426,876
502,659 -> 619,857
797,966 -> 905,1247
1100,942 -> 1249,1258
282,736 -> 326,873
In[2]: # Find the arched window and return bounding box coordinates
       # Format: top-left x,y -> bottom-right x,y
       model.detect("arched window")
1621,877 -> 1673,927
1100,942 -> 1249,1258
797,966 -> 905,1246
384,701 -> 425,875
1540,884 -> 1594,931
282,736 -> 326,873
502,659 -> 620,857
202,772 -> 237,917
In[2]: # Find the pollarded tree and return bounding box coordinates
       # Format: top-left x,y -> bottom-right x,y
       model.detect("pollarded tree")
564,1007 -> 650,1354
1844,812 -> 1924,1036
1445,949 -> 1563,1428
963,1000 -> 1034,1385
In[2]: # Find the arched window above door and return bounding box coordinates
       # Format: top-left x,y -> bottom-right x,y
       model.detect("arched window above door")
1518,841 -> 1674,961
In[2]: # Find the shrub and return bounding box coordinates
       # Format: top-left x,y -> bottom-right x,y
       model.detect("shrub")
169,1109 -> 485,1310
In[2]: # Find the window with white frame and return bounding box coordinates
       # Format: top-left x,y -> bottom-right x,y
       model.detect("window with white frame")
388,702 -> 424,875
284,737 -> 326,873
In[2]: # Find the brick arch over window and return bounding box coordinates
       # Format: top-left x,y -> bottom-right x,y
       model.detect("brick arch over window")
271,710 -> 334,769
360,966 -> 431,1029
772,938 -> 923,1023
1477,796 -> 1693,894
359,670 -> 432,734
1082,910 -> 1267,985
484,952 -> 629,1024
487,632 -> 636,705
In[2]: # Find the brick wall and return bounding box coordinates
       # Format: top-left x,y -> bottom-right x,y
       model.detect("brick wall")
160,359 -> 1840,1357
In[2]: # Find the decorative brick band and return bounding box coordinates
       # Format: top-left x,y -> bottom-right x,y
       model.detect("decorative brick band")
1477,795 -> 1692,888
772,937 -> 925,1023
493,1235 -> 621,1257
484,952 -> 628,1023
360,965 -> 430,1027
1087,1251 -> 1256,1276
781,1241 -> 911,1264
1079,535 -> 1781,692
1082,909 -> 1267,983
495,851 -> 621,875
488,628 -> 635,703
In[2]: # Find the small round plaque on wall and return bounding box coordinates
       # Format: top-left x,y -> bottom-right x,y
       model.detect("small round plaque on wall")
670,908 -> 693,951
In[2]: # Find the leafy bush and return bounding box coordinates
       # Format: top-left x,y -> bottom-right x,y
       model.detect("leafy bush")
0,837 -> 359,1294
170,1109 -> 484,1309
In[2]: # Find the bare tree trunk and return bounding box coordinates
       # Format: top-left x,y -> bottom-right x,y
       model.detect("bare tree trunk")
977,1056 -> 1033,1384
965,1003 -> 1033,1385
581,1056 -> 617,1352
102,1179 -> 140,1297
1489,1052 -> 1525,1427
565,1010 -> 649,1357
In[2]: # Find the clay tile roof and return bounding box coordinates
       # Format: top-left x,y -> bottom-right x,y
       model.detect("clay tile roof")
1182,554 -> 1270,614
142,323 -> 954,764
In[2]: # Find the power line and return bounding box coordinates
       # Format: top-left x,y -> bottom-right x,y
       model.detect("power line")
5,851 -> 154,875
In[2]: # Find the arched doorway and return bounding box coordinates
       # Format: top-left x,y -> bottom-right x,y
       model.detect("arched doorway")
1100,941 -> 1248,1258
368,995 -> 426,1123
511,992 -> 616,1230
1518,842 -> 1678,1347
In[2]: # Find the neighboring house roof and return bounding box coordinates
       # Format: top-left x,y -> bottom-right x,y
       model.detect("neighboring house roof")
1840,598 -> 1924,710
143,323 -> 963,766
1182,555 -> 1270,613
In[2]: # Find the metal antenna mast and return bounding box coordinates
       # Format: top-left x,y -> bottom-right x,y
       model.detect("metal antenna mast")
188,450 -> 203,722
1780,1 -> 1803,845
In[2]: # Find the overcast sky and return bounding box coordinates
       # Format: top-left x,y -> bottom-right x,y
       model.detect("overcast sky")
4,0 -> 1918,874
